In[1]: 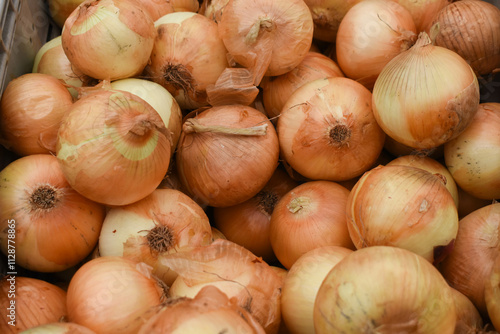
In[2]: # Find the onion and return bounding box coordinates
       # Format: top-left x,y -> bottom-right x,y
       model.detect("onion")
383,134 -> 444,159
347,164 -> 458,264
138,286 -> 266,333
439,203 -> 500,317
48,0 -> 85,27
260,51 -> 344,119
485,254 -> 500,331
277,77 -> 386,181
20,322 -> 96,334
56,89 -> 172,206
0,154 -> 105,272
67,257 -> 164,334
313,246 -> 457,333
61,0 -> 156,81
444,103 -> 500,200
372,32 -> 480,149
176,104 -> 279,207
99,188 -> 212,285
281,246 -> 353,334
169,0 -> 200,12
110,78 -> 183,155
130,0 -> 174,21
0,276 -> 67,333
336,0 -> 417,90
218,0 -> 314,85
395,0 -> 450,33
213,167 -> 298,264
162,239 -> 282,334
32,36 -> 92,99
428,0 -> 500,76
450,288 -> 484,334
145,12 -> 229,110
386,154 -> 459,207
270,181 -> 355,269
0,73 -> 73,156
200,0 -> 229,22
302,0 -> 363,43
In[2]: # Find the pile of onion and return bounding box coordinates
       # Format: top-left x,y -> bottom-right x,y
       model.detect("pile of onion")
176,104 -> 279,207
372,31 -> 480,149
56,89 -> 172,206
0,154 -> 105,272
99,188 -> 213,285
0,73 -> 73,156
347,164 -> 459,264
20,322 -> 96,334
61,0 -> 156,81
277,76 -> 385,181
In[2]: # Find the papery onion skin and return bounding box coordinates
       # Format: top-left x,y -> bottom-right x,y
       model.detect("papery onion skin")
200,0 -> 229,22
336,0 -> 417,90
0,73 -> 73,156
176,104 -> 279,208
260,51 -> 344,119
0,276 -> 67,333
61,0 -> 156,81
145,12 -> 229,110
444,103 -> 500,200
386,154 -> 459,208
98,188 -> 213,286
48,0 -> 85,28
130,0 -> 175,21
270,181 -> 355,269
313,246 -> 457,333
218,0 -> 314,84
169,0 -> 200,12
347,164 -> 459,264
277,77 -> 385,181
395,0 -> 451,33
281,246 -> 353,334
439,203 -> 500,317
485,254 -> 500,331
138,286 -> 266,334
56,89 -> 171,206
428,0 -> 500,76
20,322 -> 97,334
372,32 -> 480,149
213,167 -> 298,264
450,288 -> 484,334
67,257 -> 164,334
0,154 -> 105,272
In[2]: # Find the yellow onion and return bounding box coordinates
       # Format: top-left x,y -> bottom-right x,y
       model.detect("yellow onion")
99,188 -> 212,285
395,0 -> 450,32
218,0 -> 314,85
110,78 -> 183,155
169,0 -> 199,12
130,0 -> 174,21
314,246 -> 457,333
451,288 -> 484,334
372,32 -> 480,149
347,164 -> 458,264
176,104 -> 279,207
162,239 -> 283,334
0,73 -> 73,156
444,103 -> 500,200
302,0 -> 363,42
199,0 -> 229,22
67,257 -> 164,334
213,167 -> 298,264
48,0 -> 85,28
260,51 -> 344,119
383,134 -> 444,159
439,203 -> 500,317
336,0 -> 417,90
270,181 -> 355,269
61,0 -> 156,81
0,154 -> 105,272
138,286 -> 266,333
281,246 -> 353,334
56,89 -> 171,206
386,154 -> 459,207
32,36 -> 92,99
0,276 -> 67,333
20,322 -> 96,334
277,77 -> 386,181
485,254 -> 500,331
145,12 -> 229,110
428,0 -> 500,76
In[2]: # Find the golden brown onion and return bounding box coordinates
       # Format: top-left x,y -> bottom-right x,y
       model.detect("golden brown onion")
48,0 -> 85,28
451,287 -> 484,334
395,0 -> 450,32
485,254 -> 500,332
19,322 -> 96,334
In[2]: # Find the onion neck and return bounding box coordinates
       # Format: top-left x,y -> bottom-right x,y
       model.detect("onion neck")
329,124 -> 351,147
257,190 -> 279,216
183,118 -> 268,136
29,184 -> 60,212
146,225 -> 175,254
245,17 -> 275,45
287,196 -> 310,214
